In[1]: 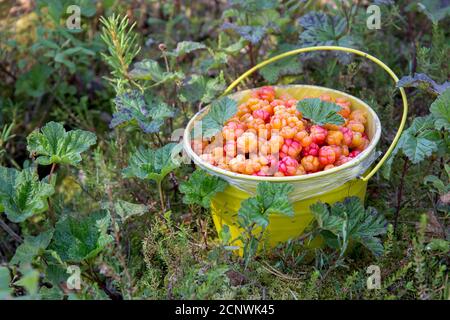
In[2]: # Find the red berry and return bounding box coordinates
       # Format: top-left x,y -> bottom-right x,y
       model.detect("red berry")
319,146 -> 336,166
339,127 -> 353,146
254,86 -> 275,101
349,150 -> 361,158
253,109 -> 271,122
302,142 -> 319,157
310,125 -> 328,145
278,156 -> 299,176
280,138 -> 302,158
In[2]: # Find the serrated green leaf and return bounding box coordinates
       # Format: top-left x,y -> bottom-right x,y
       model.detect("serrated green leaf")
0,167 -> 54,223
179,169 -> 228,208
296,98 -> 345,126
49,210 -> 113,263
311,197 -> 387,256
402,132 -> 438,164
27,122 -> 97,166
11,229 -> 54,266
430,88 -> 450,131
201,97 -> 238,138
167,41 -> 207,57
298,11 -> 355,48
179,73 -> 226,104
221,22 -> 267,44
123,143 -> 181,184
260,44 -> 302,83
111,91 -> 174,133
382,115 -> 441,179
238,182 -> 294,229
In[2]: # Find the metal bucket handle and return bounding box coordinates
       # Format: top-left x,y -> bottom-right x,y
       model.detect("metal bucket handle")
222,46 -> 408,182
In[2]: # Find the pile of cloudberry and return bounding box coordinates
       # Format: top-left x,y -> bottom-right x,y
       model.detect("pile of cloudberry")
193,86 -> 370,177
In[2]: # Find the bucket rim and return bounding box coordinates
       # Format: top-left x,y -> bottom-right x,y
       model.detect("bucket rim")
183,84 -> 382,182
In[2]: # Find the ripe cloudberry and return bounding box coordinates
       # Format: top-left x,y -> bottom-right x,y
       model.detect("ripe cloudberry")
237,132 -> 258,154
326,130 -> 344,146
278,156 -> 299,176
269,135 -> 284,154
253,109 -> 271,122
319,94 -> 332,102
310,125 -> 328,145
335,155 -> 352,166
319,146 -> 336,166
301,155 -> 321,173
302,142 -> 319,157
349,150 -> 361,158
280,126 -> 297,139
346,120 -> 365,133
349,110 -> 367,124
294,130 -> 313,147
254,86 -> 275,101
222,121 -> 246,140
336,97 -> 351,118
339,127 -> 353,146
280,138 -> 302,158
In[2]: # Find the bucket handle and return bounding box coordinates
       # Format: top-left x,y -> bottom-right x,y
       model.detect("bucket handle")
223,46 -> 408,182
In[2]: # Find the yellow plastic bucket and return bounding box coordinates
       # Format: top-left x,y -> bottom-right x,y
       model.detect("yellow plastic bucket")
183,46 -> 408,250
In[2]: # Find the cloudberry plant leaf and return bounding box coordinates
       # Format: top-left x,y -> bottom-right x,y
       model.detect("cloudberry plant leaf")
430,87 -> 450,130
27,122 -> 97,166
310,197 -> 387,256
260,44 -> 303,83
296,98 -> 345,126
179,73 -> 226,104
123,143 -> 181,184
167,41 -> 207,57
179,169 -> 228,208
397,73 -> 450,96
221,22 -> 267,44
382,115 -> 440,179
298,11 -> 354,47
111,91 -> 174,133
49,210 -> 113,263
11,229 -> 54,266
0,167 -> 54,223
129,59 -> 184,84
202,97 -> 238,138
238,182 -> 294,229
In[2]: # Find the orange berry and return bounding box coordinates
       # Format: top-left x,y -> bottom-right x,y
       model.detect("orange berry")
301,155 -> 321,173
280,126 -> 297,139
236,132 -> 258,154
310,125 -> 328,145
319,94 -> 333,102
350,132 -> 364,148
326,130 -> 344,146
346,120 -> 365,133
349,110 -> 367,124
